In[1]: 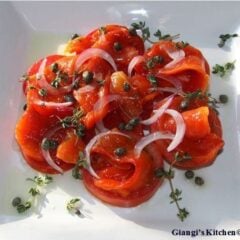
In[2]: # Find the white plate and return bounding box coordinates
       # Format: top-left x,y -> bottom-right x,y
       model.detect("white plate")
0,2 -> 240,240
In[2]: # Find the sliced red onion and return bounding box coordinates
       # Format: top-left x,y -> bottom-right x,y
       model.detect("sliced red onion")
165,109 -> 186,152
34,100 -> 73,109
85,131 -> 130,178
128,55 -> 145,77
37,58 -> 73,95
93,94 -> 120,133
75,48 -> 117,71
148,87 -> 179,94
96,120 -> 109,133
141,95 -> 174,125
74,85 -> 95,95
41,126 -> 64,174
94,94 -> 120,113
164,49 -> 185,69
156,73 -> 183,93
134,132 -> 174,158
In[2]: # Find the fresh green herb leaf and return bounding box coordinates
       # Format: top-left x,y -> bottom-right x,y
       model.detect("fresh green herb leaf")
180,89 -> 202,110
154,29 -> 180,41
177,208 -> 189,222
154,29 -> 170,40
218,33 -> 238,48
212,61 -> 236,77
176,41 -> 189,49
29,187 -> 40,197
59,108 -> 84,129
169,188 -> 182,204
146,55 -> 164,69
75,123 -> 86,138
131,21 -> 179,44
72,151 -> 88,179
175,151 -> 192,161
155,157 -> 189,222
130,21 -> 154,43
27,175 -> 53,186
13,175 -> 53,214
66,198 -> 82,216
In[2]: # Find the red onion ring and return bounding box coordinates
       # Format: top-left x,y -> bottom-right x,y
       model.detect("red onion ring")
41,126 -> 64,174
165,109 -> 186,152
128,55 -> 145,77
148,87 -> 179,94
85,131 -> 130,178
75,48 -> 117,71
37,58 -> 73,95
34,100 -> 73,109
141,95 -> 174,125
164,48 -> 185,69
74,85 -> 95,95
93,94 -> 120,113
156,73 -> 183,93
134,132 -> 174,158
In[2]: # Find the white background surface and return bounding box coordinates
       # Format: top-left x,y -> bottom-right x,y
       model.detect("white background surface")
0,2 -> 240,240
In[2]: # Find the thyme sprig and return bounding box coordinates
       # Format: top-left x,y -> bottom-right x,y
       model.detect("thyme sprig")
131,21 -> 179,44
66,198 -> 83,216
72,151 -> 88,179
155,153 -> 190,221
59,108 -> 85,129
212,61 -> 236,77
218,33 -> 238,48
12,175 -> 53,213
180,89 -> 222,113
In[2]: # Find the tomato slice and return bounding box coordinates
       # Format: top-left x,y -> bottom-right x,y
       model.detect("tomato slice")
90,25 -> 144,72
15,107 -> 74,174
134,41 -> 209,92
27,55 -> 64,76
56,133 -> 85,164
23,55 -> 64,95
157,133 -> 224,169
151,96 -> 224,169
160,106 -> 211,139
82,132 -> 163,207
64,36 -> 92,54
25,56 -> 78,116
